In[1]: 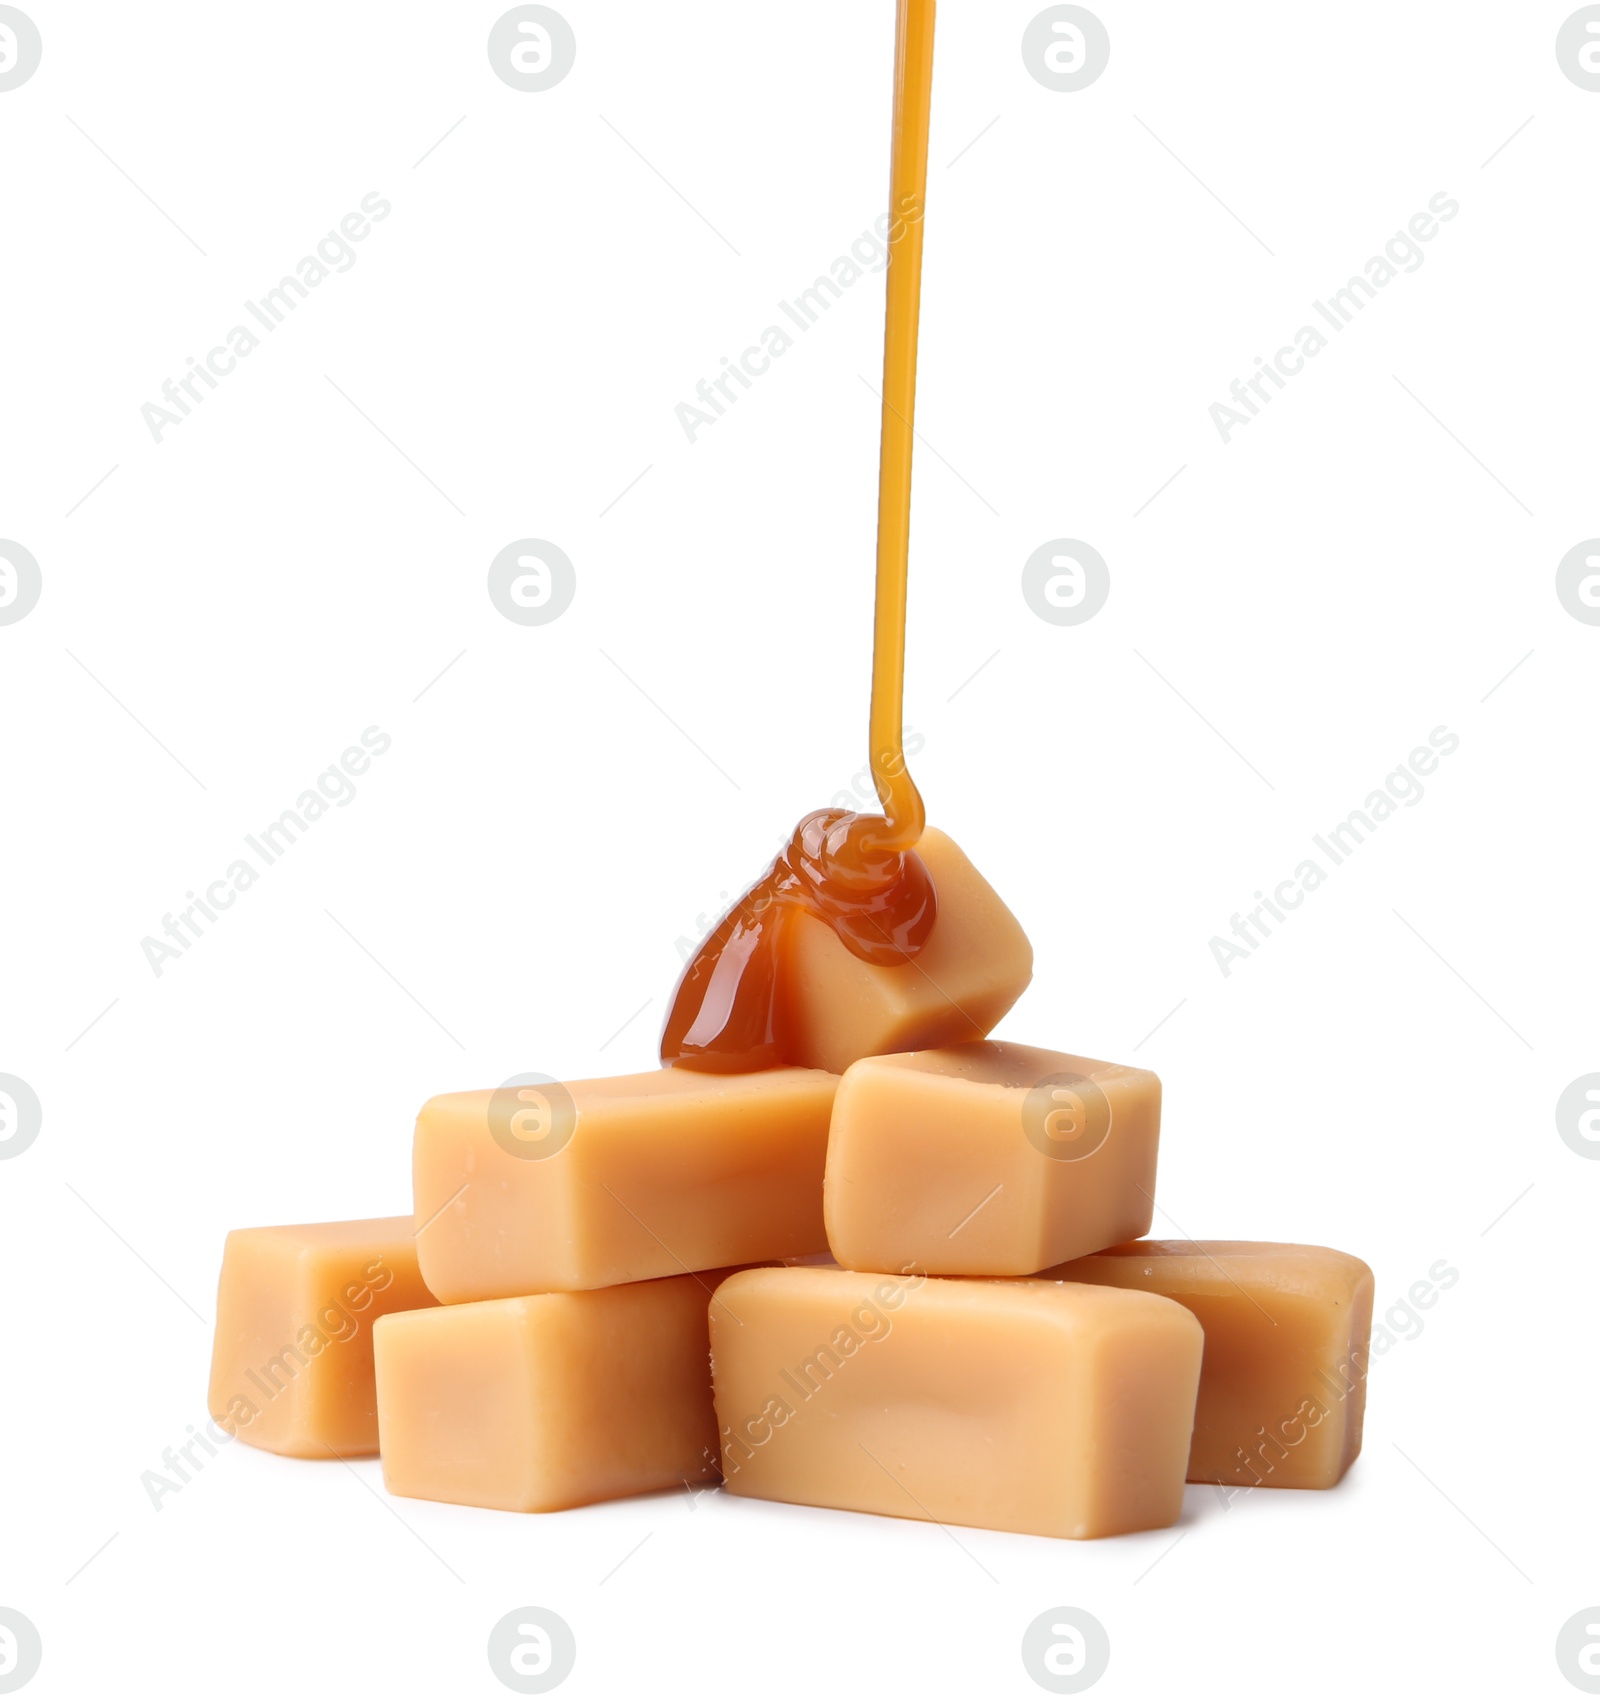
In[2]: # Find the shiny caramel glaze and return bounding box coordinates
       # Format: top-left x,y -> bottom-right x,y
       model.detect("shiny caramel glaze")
660,809 -> 936,1073
662,0 -> 940,1072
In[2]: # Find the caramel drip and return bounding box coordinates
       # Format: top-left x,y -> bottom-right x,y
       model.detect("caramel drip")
662,0 -> 939,1072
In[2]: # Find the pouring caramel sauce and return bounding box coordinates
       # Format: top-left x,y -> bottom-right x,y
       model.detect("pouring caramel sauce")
662,0 -> 939,1073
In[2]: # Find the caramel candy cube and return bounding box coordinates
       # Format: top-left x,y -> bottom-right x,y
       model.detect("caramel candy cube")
413,1067 -> 837,1302
374,1272 -> 727,1512
207,1217 -> 438,1457
778,829 -> 1032,1074
711,1265 -> 1201,1539
824,1041 -> 1159,1276
1046,1241 -> 1374,1490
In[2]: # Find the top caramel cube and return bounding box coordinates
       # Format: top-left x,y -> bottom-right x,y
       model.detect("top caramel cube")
777,829 -> 1032,1074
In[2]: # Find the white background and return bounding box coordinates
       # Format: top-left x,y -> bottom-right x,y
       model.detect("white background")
2,1 -> 1597,1695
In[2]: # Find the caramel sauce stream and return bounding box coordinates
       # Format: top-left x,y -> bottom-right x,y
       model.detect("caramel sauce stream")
662,0 -> 939,1072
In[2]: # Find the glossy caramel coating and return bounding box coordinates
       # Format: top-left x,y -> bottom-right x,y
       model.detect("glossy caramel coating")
661,810 -> 935,1072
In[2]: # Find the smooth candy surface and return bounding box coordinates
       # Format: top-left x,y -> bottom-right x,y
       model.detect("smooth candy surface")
414,1067 -> 838,1301
1045,1240 -> 1374,1489
710,1264 -> 1202,1539
825,1041 -> 1160,1276
207,1217 -> 437,1457
375,1271 -> 731,1512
